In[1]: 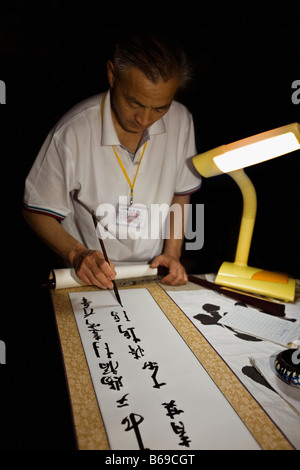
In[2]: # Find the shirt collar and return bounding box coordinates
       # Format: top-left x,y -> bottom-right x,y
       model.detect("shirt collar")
100,89 -> 166,147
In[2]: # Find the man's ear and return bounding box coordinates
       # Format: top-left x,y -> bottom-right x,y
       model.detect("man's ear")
107,61 -> 116,87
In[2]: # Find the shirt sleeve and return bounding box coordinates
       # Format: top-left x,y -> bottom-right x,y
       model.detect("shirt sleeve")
23,127 -> 75,220
174,107 -> 202,196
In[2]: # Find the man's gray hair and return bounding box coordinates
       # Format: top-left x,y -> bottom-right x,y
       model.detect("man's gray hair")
113,33 -> 193,89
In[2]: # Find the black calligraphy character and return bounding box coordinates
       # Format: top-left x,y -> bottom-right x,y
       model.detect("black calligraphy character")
128,344 -> 145,360
104,342 -> 113,359
93,342 -> 113,359
101,375 -> 123,391
242,365 -> 275,391
111,311 -> 120,322
193,303 -> 222,326
118,325 -> 141,343
121,413 -> 149,450
99,360 -> 119,375
194,304 -> 262,342
81,297 -> 95,317
86,320 -> 103,340
81,297 -> 91,308
162,400 -> 184,419
143,361 -> 166,389
170,421 -> 191,447
122,310 -> 130,322
83,307 -> 95,318
116,393 -> 129,408
93,341 -> 100,358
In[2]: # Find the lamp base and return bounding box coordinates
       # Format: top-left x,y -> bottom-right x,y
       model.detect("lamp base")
215,262 -> 295,302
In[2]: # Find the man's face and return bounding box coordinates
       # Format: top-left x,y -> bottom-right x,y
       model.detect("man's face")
107,61 -> 179,135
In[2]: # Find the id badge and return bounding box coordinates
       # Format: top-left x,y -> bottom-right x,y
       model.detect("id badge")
117,203 -> 148,228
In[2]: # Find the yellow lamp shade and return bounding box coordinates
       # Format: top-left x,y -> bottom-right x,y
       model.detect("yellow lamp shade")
192,123 -> 300,302
193,122 -> 300,177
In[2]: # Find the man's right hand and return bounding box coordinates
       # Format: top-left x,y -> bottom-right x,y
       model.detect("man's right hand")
22,209 -> 116,289
72,249 -> 117,289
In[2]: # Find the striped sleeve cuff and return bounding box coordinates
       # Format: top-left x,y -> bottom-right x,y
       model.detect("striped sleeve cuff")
23,204 -> 66,221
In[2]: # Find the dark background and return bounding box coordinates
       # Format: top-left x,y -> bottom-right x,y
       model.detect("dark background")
0,0 -> 299,449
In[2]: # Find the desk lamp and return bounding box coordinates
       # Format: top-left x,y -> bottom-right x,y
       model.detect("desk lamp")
193,123 -> 300,302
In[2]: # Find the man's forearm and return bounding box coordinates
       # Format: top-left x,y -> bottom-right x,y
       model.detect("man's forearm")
22,208 -> 116,289
22,208 -> 87,265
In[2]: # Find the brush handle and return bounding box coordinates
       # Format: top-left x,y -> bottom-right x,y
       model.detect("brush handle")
92,211 -> 123,307
188,275 -> 285,317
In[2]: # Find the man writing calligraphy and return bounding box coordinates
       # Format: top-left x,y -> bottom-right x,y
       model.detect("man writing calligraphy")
22,32 -> 201,288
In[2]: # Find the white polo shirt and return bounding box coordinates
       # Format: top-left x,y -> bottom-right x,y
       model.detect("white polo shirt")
24,90 -> 201,265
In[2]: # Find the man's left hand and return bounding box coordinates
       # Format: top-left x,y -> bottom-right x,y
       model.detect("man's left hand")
150,254 -> 188,286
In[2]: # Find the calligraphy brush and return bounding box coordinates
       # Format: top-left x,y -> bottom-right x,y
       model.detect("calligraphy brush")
91,211 -> 123,307
188,275 -> 285,317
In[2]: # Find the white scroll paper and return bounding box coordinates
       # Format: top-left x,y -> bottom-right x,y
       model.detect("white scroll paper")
51,265 -> 158,289
69,288 -> 260,450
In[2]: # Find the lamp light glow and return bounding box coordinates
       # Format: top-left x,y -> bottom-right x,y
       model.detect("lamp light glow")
214,132 -> 300,173
192,123 -> 300,302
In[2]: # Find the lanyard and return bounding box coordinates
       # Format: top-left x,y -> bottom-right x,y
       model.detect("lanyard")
112,142 -> 147,205
100,92 -> 147,205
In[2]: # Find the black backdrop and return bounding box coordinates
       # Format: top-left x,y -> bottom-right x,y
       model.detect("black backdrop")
0,0 -> 299,449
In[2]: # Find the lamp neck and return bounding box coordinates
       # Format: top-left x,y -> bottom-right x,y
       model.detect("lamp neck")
228,169 -> 257,267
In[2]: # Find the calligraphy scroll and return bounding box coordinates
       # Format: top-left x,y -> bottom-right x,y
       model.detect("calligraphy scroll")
69,288 -> 259,450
